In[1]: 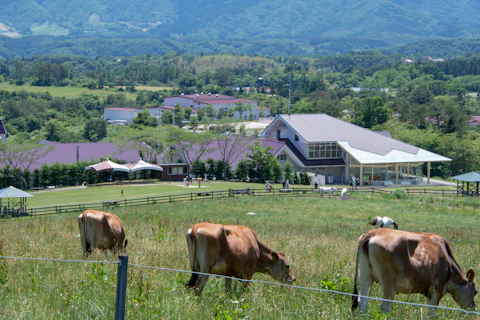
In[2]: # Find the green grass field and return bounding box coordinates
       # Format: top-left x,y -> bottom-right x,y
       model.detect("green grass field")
0,184 -> 479,319
0,83 -> 170,100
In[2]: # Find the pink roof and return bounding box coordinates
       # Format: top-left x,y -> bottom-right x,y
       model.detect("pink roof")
170,94 -> 255,105
13,141 -> 144,171
470,116 -> 480,123
181,137 -> 284,169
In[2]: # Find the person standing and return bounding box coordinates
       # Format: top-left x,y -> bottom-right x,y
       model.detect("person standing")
121,188 -> 124,197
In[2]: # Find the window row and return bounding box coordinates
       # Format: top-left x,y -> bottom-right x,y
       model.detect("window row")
308,143 -> 342,159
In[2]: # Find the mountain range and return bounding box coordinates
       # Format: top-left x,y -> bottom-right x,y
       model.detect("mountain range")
1,0 -> 480,57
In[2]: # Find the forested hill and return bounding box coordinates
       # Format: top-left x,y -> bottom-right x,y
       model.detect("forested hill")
1,0 -> 480,57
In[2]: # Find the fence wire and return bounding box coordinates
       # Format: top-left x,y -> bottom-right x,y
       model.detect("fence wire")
0,255 -> 478,316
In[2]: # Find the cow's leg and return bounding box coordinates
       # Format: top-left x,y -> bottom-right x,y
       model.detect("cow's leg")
358,254 -> 374,313
380,284 -> 396,313
185,229 -> 199,289
224,278 -> 232,292
426,287 -> 443,315
359,276 -> 373,313
194,275 -> 210,295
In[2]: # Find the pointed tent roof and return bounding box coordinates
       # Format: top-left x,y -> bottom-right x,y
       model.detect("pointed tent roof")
84,159 -> 130,173
451,172 -> 480,182
0,186 -> 34,198
126,160 -> 163,172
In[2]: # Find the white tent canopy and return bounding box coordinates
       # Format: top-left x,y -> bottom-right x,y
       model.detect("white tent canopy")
126,160 -> 163,172
84,159 -> 130,173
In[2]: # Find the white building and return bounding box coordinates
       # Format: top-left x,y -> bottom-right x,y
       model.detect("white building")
261,114 -> 451,186
104,106 -> 195,124
164,93 -> 270,120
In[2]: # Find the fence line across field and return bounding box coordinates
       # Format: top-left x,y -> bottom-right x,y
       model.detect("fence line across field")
0,255 -> 478,317
10,186 -> 464,218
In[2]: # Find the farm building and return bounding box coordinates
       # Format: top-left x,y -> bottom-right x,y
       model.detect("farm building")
261,114 -> 451,186
104,106 -> 196,124
164,93 -> 270,120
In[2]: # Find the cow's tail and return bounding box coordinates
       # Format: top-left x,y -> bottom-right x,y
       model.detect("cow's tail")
352,235 -> 370,311
186,227 -> 198,288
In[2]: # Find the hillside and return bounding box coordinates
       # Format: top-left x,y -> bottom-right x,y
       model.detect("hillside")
1,0 -> 480,57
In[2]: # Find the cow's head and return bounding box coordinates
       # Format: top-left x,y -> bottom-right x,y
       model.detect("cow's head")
451,268 -> 477,310
269,251 -> 295,284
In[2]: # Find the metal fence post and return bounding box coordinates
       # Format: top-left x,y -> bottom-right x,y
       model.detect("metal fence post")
115,255 -> 128,320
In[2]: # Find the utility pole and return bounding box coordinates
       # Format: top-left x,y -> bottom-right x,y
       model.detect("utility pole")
288,71 -> 291,116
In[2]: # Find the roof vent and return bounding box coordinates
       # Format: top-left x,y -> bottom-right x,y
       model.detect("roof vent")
181,93 -> 184,95
201,92 -> 204,95
208,93 -> 211,96
196,94 -> 199,98
216,94 -> 219,97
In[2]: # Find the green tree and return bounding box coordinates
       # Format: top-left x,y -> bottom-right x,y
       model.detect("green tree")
351,96 -> 390,129
83,118 -> 107,142
131,109 -> 158,128
160,110 -> 173,124
204,104 -> 217,119
246,140 -> 277,182
43,119 -> 66,142
0,139 -> 54,188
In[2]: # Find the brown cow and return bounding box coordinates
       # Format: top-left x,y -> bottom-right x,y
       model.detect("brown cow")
186,222 -> 295,294
78,210 -> 128,258
352,229 -> 477,314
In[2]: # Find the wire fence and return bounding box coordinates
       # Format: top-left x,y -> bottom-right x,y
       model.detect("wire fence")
0,255 -> 478,317
1,186 -> 467,219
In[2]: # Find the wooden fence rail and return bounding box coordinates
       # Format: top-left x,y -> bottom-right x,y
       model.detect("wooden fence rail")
6,186 -> 464,219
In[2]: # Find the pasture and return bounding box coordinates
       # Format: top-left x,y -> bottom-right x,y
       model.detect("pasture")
0,188 -> 479,319
0,83 -> 170,100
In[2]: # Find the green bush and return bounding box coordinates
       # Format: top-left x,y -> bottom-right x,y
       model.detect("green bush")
393,189 -> 408,199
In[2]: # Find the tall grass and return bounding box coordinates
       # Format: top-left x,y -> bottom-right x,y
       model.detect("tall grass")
0,193 -> 479,319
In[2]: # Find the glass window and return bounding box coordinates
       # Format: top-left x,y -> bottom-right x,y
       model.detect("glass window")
308,142 -> 341,159
295,134 -> 299,141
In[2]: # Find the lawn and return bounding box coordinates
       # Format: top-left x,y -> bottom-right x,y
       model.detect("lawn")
26,181 -> 274,207
0,186 -> 479,319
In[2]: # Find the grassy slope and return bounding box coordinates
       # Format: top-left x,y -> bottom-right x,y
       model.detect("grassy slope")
0,83 -> 167,100
0,185 -> 479,319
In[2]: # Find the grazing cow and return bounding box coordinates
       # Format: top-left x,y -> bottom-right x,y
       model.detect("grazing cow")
186,222 -> 295,294
319,187 -> 337,196
369,216 -> 398,229
341,188 -> 348,199
78,210 -> 128,258
352,229 -> 477,314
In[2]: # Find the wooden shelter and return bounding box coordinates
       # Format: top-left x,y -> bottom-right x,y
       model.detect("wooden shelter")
0,186 -> 33,217
451,172 -> 480,196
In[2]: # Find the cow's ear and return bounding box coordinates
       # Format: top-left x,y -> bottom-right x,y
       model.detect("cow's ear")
271,252 -> 279,261
466,268 -> 475,282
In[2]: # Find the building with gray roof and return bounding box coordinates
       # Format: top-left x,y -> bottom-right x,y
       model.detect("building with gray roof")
261,114 -> 451,186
